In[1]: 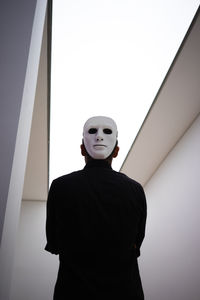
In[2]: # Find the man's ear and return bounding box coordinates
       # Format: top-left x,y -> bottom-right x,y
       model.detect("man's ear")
80,143 -> 87,156
112,146 -> 119,158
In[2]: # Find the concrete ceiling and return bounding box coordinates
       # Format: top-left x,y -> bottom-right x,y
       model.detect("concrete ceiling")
22,7 -> 200,201
121,7 -> 200,186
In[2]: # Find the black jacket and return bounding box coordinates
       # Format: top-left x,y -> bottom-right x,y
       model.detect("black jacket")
45,159 -> 147,299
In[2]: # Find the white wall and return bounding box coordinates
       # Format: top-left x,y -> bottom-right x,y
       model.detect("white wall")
0,0 -> 37,241
140,114 -> 200,300
0,1 -> 47,299
10,201 -> 59,300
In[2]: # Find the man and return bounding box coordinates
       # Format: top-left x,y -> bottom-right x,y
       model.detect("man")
45,116 -> 147,299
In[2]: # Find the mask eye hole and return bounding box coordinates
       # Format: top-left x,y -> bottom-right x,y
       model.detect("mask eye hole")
88,128 -> 97,134
103,128 -> 112,134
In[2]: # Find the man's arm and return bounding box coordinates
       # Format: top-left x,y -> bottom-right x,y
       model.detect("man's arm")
135,184 -> 147,257
45,180 -> 59,254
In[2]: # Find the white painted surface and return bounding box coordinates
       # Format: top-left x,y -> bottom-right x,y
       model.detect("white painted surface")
10,201 -> 58,300
140,114 -> 200,300
0,1 -> 47,298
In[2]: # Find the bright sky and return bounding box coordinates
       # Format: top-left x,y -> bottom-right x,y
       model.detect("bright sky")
49,0 -> 199,184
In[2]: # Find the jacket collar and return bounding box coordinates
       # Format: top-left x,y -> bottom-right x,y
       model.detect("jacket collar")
84,159 -> 112,170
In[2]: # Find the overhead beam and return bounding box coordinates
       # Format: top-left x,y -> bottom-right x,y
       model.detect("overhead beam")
121,8 -> 200,186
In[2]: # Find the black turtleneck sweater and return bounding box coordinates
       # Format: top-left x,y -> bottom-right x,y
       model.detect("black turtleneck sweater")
45,160 -> 147,299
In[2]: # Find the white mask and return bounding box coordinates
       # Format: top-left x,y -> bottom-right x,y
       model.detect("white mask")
83,116 -> 118,159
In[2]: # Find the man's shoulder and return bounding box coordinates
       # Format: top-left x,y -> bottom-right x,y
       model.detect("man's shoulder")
113,170 -> 143,188
52,169 -> 84,185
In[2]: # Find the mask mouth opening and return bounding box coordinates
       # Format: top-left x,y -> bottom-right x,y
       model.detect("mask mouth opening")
93,144 -> 107,147
83,140 -> 118,161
